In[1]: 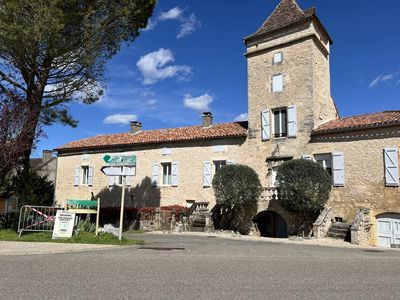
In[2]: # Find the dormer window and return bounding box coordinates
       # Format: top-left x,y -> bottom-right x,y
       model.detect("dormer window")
273,52 -> 283,65
272,74 -> 283,92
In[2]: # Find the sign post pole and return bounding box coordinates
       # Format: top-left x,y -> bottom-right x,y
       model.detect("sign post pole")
119,175 -> 126,240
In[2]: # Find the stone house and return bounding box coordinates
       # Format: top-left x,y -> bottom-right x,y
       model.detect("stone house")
55,0 -> 400,247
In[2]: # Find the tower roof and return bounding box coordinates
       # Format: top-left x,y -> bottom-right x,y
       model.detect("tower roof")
244,0 -> 332,45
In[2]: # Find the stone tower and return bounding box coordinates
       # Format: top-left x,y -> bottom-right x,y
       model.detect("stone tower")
242,0 -> 338,187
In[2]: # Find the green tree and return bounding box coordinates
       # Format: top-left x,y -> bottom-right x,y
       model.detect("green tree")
0,0 -> 156,179
212,165 -> 262,235
276,159 -> 332,232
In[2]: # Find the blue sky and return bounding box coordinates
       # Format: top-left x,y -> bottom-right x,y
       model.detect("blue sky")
34,0 -> 400,157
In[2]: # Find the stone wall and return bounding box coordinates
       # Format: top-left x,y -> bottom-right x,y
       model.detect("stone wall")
55,138 -> 246,209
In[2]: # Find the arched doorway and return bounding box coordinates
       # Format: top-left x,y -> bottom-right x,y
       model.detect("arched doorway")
254,211 -> 288,238
376,213 -> 400,248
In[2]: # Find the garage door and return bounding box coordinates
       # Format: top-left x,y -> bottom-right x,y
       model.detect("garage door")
377,215 -> 400,248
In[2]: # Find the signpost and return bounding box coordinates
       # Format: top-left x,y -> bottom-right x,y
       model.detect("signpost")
101,154 -> 136,240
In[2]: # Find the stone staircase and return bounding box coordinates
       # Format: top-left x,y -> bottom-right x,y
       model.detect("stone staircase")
327,222 -> 351,241
188,202 -> 209,232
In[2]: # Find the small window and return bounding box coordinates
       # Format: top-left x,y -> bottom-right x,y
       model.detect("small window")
162,163 -> 172,185
81,166 -> 90,185
314,154 -> 333,177
272,74 -> 283,92
273,53 -> 283,65
214,160 -> 227,174
273,108 -> 287,138
7,196 -> 18,213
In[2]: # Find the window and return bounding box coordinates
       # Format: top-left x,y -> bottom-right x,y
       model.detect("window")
271,166 -> 279,187
7,196 -> 18,213
214,160 -> 227,174
272,74 -> 283,92
162,163 -> 172,185
273,108 -> 287,138
314,154 -> 333,177
82,166 -> 90,185
273,52 -> 283,65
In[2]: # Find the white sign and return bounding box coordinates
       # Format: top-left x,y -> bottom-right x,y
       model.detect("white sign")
101,166 -> 136,176
52,211 -> 75,239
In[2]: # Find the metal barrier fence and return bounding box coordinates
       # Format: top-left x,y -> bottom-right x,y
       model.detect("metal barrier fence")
18,206 -> 62,235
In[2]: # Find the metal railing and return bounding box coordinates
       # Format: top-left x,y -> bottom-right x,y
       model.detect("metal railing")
18,205 -> 62,235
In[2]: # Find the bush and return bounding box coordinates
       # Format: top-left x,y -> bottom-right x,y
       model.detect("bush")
212,165 -> 262,235
77,218 -> 96,233
276,159 -> 332,231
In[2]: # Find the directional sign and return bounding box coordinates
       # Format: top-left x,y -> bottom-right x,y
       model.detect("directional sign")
103,155 -> 136,166
101,166 -> 136,176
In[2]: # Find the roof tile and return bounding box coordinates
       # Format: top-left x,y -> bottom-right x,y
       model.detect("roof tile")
313,111 -> 400,134
56,122 -> 248,152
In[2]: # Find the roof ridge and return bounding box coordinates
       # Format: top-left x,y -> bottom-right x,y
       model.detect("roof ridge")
336,110 -> 400,121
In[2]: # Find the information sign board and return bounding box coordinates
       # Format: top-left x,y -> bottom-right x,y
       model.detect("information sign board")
52,211 -> 75,239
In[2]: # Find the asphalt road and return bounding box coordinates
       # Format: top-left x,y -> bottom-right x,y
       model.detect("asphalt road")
0,234 -> 399,300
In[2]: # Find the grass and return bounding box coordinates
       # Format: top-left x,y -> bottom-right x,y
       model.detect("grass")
0,230 -> 145,246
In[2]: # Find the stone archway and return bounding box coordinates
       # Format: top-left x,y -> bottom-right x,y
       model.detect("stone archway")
254,211 -> 288,238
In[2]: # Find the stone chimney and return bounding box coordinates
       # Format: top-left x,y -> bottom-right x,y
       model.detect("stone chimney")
130,121 -> 142,134
202,112 -> 213,127
42,150 -> 53,162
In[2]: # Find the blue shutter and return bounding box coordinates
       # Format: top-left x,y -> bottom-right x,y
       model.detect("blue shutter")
203,161 -> 212,187
88,167 -> 94,187
74,167 -> 80,186
384,147 -> 399,186
287,105 -> 297,138
171,162 -> 179,187
332,152 -> 345,187
261,110 -> 270,141
152,163 -> 159,187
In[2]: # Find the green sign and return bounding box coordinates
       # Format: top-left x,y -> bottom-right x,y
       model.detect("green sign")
103,155 -> 136,166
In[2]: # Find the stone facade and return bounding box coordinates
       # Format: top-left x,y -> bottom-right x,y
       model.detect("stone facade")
54,0 -> 400,247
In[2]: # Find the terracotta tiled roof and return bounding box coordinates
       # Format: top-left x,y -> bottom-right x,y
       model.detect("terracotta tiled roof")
244,0 -> 331,44
313,111 -> 400,135
56,122 -> 248,152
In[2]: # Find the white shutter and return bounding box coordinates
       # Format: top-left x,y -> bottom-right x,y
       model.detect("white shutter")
152,163 -> 159,187
125,166 -> 135,187
227,160 -> 235,165
302,154 -> 312,160
203,161 -> 212,187
74,167 -> 80,186
332,152 -> 345,187
287,105 -> 297,138
171,162 -> 179,187
88,167 -> 94,187
108,175 -> 115,187
384,147 -> 399,186
261,110 -> 271,141
126,176 -> 133,187
272,75 -> 283,92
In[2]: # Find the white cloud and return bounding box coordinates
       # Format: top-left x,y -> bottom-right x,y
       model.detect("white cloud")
142,19 -> 157,32
369,71 -> 400,88
234,113 -> 248,122
159,7 -> 183,21
137,48 -> 192,85
183,93 -> 213,112
146,99 -> 157,106
143,7 -> 200,39
103,114 -> 138,125
177,13 -> 201,39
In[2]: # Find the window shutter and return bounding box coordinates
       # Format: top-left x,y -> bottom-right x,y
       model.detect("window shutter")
261,110 -> 271,141
125,166 -> 135,187
88,167 -> 94,187
332,152 -> 345,187
203,161 -> 212,187
108,174 -> 115,186
302,154 -> 312,161
384,147 -> 399,186
227,160 -> 235,165
272,75 -> 283,92
287,105 -> 297,138
171,162 -> 179,187
152,163 -> 159,187
74,167 -> 80,186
